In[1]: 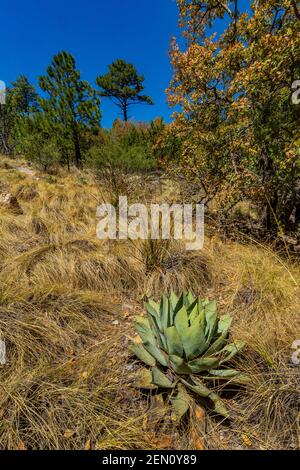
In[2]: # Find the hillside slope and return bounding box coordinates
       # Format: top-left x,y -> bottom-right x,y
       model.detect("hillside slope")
0,158 -> 299,450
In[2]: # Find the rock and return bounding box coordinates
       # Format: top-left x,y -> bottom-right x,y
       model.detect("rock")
0,193 -> 23,214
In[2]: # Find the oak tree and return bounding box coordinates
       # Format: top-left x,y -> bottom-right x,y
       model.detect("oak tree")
167,0 -> 300,231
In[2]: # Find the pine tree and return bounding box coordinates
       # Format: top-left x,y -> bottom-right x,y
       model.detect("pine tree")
96,59 -> 153,121
39,51 -> 101,168
0,76 -> 37,155
12,75 -> 38,115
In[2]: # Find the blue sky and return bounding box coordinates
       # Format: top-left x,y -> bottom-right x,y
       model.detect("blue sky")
0,0 -> 181,127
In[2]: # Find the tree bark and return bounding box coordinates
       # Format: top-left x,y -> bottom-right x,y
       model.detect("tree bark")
122,101 -> 128,122
72,125 -> 82,168
259,145 -> 277,231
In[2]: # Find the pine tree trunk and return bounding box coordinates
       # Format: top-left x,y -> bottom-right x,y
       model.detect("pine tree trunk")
72,126 -> 82,168
123,102 -> 128,122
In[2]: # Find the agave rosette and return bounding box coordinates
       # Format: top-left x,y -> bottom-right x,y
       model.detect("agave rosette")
130,292 -> 247,419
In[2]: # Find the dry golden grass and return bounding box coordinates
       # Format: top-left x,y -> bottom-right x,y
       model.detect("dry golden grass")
0,157 -> 299,450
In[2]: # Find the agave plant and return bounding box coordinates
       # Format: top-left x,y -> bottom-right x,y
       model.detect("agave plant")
130,292 -> 247,420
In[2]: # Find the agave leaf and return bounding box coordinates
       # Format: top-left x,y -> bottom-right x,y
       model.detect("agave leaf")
145,299 -> 162,331
174,305 -> 189,333
181,378 -> 229,418
188,301 -> 200,323
135,321 -> 157,346
129,342 -> 156,367
145,314 -> 168,352
217,314 -> 232,335
181,319 -> 207,360
147,299 -> 160,315
204,301 -> 217,342
144,342 -> 168,367
152,367 -> 174,388
171,383 -> 191,421
203,337 -> 224,357
180,377 -> 211,398
169,304 -> 175,327
187,356 -> 219,373
169,354 -> 192,374
134,368 -> 157,389
144,300 -> 159,317
201,298 -> 210,307
135,315 -> 150,327
184,292 -> 195,309
165,326 -> 183,356
206,369 -> 250,385
147,315 -> 165,350
169,292 -> 179,311
207,368 -> 242,378
159,334 -> 168,352
160,294 -> 169,330
203,315 -> 232,357
186,291 -> 196,305
175,293 -> 185,312
197,299 -> 206,327
205,300 -> 217,313
208,391 -> 229,418
229,374 -> 250,385
182,292 -> 188,308
198,310 -> 206,330
135,320 -> 164,352
218,341 -> 245,364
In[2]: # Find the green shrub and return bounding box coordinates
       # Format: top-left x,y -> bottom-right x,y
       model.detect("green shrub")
87,140 -> 155,172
